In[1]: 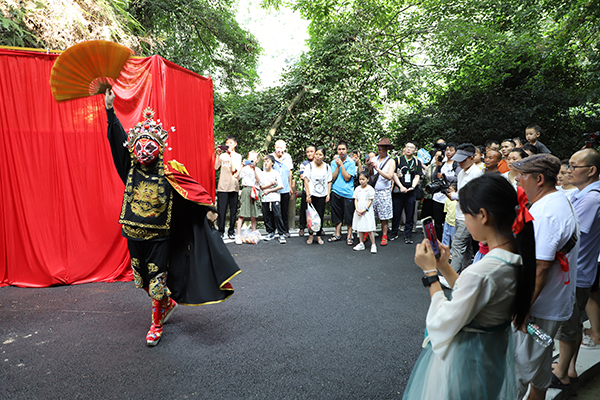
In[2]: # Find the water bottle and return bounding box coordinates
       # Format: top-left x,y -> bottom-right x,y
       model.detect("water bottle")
527,323 -> 553,348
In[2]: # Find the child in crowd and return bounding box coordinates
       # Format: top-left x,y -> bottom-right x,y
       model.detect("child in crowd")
235,151 -> 262,244
303,147 -> 332,245
473,145 -> 485,172
259,155 -> 286,244
351,150 -> 363,188
352,171 -> 377,253
441,183 -> 457,255
525,124 -> 551,153
298,145 -> 316,236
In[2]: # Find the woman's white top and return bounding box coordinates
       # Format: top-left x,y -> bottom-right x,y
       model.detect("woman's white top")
425,248 -> 521,360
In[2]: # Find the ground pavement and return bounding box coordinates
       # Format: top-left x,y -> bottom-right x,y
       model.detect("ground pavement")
2,227 -> 598,399
0,228 -> 430,399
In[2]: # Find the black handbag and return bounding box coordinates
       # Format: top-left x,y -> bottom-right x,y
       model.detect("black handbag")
415,184 -> 424,200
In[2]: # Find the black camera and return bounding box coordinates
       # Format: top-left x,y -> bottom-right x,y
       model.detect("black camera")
436,155 -> 444,162
426,176 -> 449,195
433,141 -> 447,152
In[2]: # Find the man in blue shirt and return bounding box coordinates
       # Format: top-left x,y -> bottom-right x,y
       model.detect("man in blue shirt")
552,148 -> 600,389
329,141 -> 356,245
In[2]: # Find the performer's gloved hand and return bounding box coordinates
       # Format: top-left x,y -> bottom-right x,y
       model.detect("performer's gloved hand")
206,210 -> 218,223
105,88 -> 115,109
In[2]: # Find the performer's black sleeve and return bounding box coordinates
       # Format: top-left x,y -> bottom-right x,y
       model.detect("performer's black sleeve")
106,108 -> 131,184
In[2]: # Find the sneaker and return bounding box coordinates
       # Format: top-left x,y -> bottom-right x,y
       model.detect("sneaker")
405,237 -> 414,244
235,235 -> 243,245
285,232 -> 291,238
371,244 -> 377,254
582,334 -> 600,348
400,225 -> 405,232
279,235 -> 287,244
353,242 -> 365,251
264,233 -> 275,241
380,235 -> 388,246
389,233 -> 399,241
228,233 -> 236,240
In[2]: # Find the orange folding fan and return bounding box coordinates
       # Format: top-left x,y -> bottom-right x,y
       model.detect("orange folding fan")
50,40 -> 133,102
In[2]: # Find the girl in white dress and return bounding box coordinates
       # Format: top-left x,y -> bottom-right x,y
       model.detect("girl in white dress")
403,174 -> 536,400
352,171 -> 377,253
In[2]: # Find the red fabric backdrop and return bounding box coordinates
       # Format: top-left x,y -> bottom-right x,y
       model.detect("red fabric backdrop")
0,48 -> 215,287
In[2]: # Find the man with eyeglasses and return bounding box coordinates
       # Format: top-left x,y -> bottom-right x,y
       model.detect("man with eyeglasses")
512,154 -> 579,400
551,149 -> 600,389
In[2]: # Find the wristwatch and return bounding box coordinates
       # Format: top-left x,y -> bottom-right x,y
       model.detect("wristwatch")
422,275 -> 439,287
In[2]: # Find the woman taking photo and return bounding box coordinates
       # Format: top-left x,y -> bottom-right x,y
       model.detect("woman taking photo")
403,174 -> 536,400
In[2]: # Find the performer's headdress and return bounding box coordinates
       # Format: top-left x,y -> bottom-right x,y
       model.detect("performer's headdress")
126,107 -> 174,151
125,107 -> 175,166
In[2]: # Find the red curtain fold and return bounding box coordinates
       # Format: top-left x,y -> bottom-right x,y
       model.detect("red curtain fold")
0,48 -> 215,288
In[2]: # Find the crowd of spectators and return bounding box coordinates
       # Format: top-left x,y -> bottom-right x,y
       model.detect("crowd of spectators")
215,123 -> 600,398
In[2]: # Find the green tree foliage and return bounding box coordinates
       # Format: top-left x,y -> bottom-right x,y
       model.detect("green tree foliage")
0,0 -> 261,92
128,0 -> 261,92
0,0 -> 142,51
217,0 -> 420,163
250,0 -> 600,159
0,2 -> 43,48
390,0 -> 600,157
214,88 -> 283,155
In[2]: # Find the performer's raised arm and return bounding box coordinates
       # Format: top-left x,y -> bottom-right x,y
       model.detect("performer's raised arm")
104,88 -> 130,183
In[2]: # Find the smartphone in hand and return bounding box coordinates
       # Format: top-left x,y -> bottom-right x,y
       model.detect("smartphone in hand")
422,216 -> 441,259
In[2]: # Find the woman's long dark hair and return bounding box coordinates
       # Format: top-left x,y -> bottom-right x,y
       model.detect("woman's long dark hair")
459,174 -> 536,329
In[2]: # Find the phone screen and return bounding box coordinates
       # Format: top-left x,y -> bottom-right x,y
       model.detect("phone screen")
422,217 -> 441,259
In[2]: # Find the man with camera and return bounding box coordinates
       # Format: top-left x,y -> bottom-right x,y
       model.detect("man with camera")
447,143 -> 484,274
430,143 -> 460,240
215,136 -> 242,239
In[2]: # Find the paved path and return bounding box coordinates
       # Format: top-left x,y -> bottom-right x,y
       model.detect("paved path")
3,228 -> 598,399
1,230 -> 429,399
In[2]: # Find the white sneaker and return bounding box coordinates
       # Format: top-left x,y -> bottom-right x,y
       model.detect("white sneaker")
353,242 -> 365,251
371,244 -> 377,254
235,236 -> 243,245
279,235 -> 287,244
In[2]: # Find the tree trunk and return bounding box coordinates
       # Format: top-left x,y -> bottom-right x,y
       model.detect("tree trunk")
259,86 -> 308,157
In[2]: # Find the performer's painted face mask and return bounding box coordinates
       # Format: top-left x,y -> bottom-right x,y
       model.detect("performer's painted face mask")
134,137 -> 160,166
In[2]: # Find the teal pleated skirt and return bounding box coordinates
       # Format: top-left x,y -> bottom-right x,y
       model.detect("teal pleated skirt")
402,322 -> 515,400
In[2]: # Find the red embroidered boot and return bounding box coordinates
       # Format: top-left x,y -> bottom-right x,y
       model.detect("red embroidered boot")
160,297 -> 178,324
146,299 -> 163,347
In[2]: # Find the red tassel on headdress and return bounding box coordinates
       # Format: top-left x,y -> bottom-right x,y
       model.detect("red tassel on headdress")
512,186 -> 534,235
